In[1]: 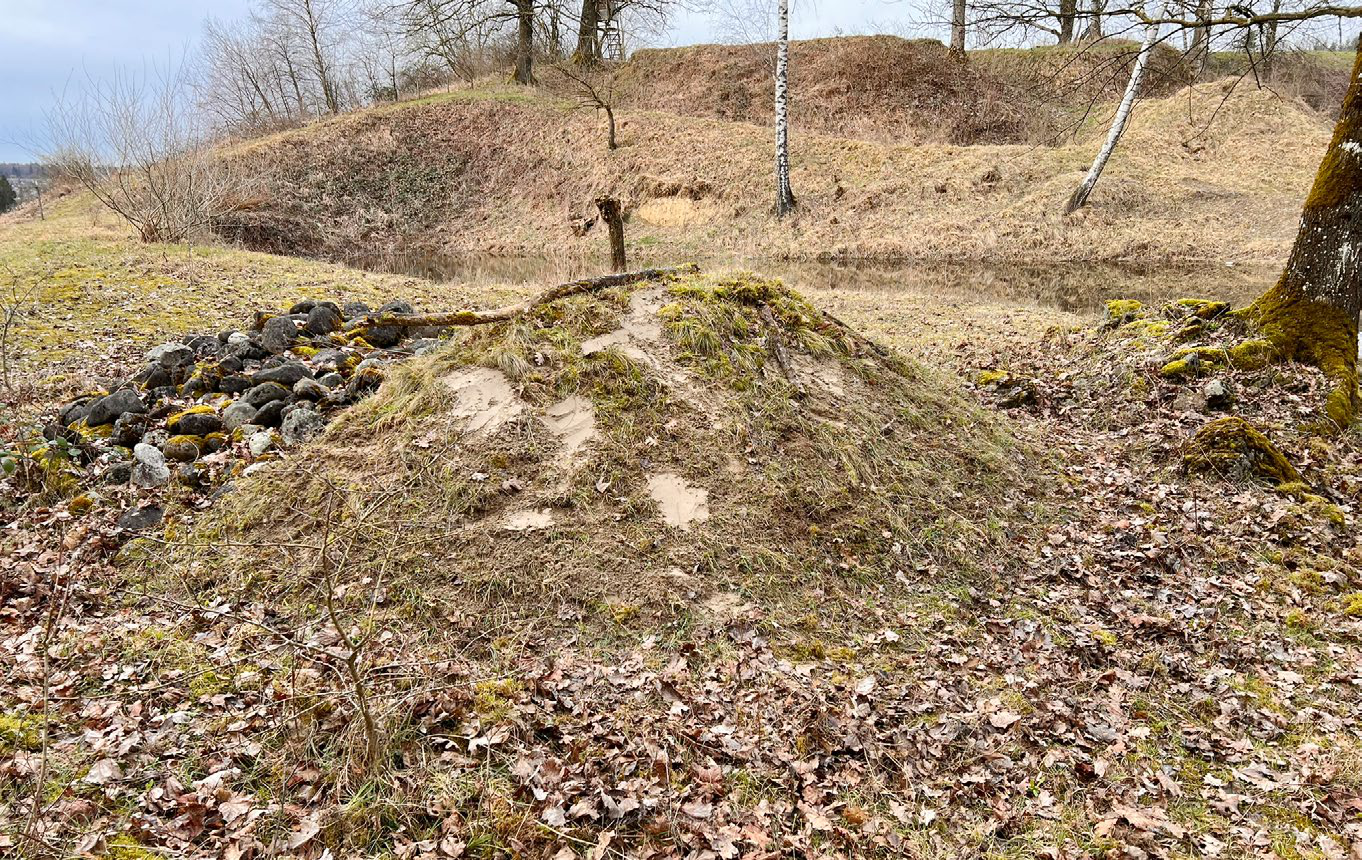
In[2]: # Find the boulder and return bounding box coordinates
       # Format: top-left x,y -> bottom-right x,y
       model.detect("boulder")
281,406 -> 325,445
1204,379 -> 1234,411
253,361 -> 313,386
364,325 -> 403,348
227,332 -> 268,360
102,462 -> 134,484
222,401 -> 258,431
294,377 -> 329,400
146,342 -> 195,369
111,413 -> 151,448
163,436 -> 202,462
305,304 -> 343,336
131,443 -> 171,487
378,299 -> 415,316
86,389 -> 146,427
220,374 -> 253,395
169,408 -> 223,436
185,335 -> 221,357
247,430 -> 276,457
342,301 -> 371,320
261,316 -> 298,354
243,382 -> 292,408
218,354 -> 244,373
59,398 -> 95,427
133,363 -> 173,390
317,372 -> 344,388
312,349 -> 351,372
288,300 -> 318,315
253,399 -> 288,428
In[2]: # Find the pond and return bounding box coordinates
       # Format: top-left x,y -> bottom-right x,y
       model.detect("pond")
340,250 -> 1272,317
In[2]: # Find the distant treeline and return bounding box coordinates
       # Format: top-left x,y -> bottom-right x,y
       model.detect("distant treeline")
0,163 -> 46,179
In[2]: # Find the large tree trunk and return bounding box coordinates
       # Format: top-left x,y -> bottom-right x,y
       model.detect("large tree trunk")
575,0 -> 599,63
1058,0 -> 1077,44
1241,38 -> 1362,428
1189,0 -> 1212,73
774,0 -> 796,218
513,0 -> 535,84
596,196 -> 626,271
950,0 -> 966,58
1080,0 -> 1104,41
1064,23 -> 1157,213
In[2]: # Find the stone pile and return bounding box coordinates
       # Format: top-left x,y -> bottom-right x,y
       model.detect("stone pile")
49,298 -> 440,490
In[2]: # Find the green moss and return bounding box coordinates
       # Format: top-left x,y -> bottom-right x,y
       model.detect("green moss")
1105,299 -> 1146,323
1342,593 -> 1362,617
292,345 -> 319,358
1184,416 -> 1301,485
0,712 -> 43,751
167,405 -> 217,432
976,369 -> 1010,386
1166,298 -> 1230,320
1226,338 -> 1275,370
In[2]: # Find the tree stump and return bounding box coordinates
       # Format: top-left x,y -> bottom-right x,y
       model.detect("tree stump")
596,196 -> 626,273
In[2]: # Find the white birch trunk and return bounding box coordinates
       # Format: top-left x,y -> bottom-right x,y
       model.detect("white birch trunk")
1064,21 -> 1158,214
774,0 -> 796,217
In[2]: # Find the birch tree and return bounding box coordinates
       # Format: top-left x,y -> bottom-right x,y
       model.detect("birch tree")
1063,17 -> 1158,213
774,0 -> 795,217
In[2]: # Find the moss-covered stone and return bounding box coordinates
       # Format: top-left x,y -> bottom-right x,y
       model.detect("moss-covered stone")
164,435 -> 204,462
1105,299 -> 1146,325
1184,416 -> 1301,485
167,404 -> 217,432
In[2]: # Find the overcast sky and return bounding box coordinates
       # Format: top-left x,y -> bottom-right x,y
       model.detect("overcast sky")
0,0 -> 920,162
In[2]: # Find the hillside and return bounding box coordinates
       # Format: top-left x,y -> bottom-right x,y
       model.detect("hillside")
218,67 -> 1331,268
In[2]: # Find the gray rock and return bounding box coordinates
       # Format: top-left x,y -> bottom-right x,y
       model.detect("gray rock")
147,342 -> 195,369
222,401 -> 258,431
363,325 -> 402,348
378,299 -> 414,316
247,430 -> 276,457
261,316 -> 298,354
342,301 -> 371,320
220,374 -> 252,395
288,300 -> 318,315
59,398 -> 95,427
253,399 -> 288,428
243,382 -> 292,408
228,331 -> 268,360
253,361 -> 313,386
143,428 -> 169,450
117,505 -> 164,531
171,411 -> 223,436
102,462 -> 134,484
312,349 -> 350,372
111,413 -> 151,447
184,335 -> 221,357
163,437 -> 201,462
217,354 -> 244,373
317,372 -> 344,388
133,363 -> 172,390
1204,379 -> 1234,410
131,443 -> 170,487
293,377 -> 329,400
86,389 -> 146,427
305,304 -> 343,336
281,406 -> 325,445
409,338 -> 440,355
354,357 -> 385,372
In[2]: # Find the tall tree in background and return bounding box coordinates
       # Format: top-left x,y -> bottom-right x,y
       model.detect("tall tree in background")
0,176 -> 16,214
773,0 -> 795,217
513,0 -> 536,82
263,0 -> 345,113
576,0 -> 601,61
950,0 -> 968,56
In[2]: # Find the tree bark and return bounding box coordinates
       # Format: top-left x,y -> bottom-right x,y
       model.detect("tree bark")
575,0 -> 599,64
1241,37 -> 1362,428
774,0 -> 796,218
596,196 -> 626,271
1058,0 -> 1078,44
950,0 -> 967,58
1189,0 -> 1212,73
1081,0 -> 1104,41
513,0 -> 535,84
604,104 -> 617,150
1064,22 -> 1157,213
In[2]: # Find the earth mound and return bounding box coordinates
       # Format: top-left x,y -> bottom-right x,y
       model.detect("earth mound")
159,269 -> 1031,633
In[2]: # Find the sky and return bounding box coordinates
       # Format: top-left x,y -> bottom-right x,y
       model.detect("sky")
0,0 -> 921,162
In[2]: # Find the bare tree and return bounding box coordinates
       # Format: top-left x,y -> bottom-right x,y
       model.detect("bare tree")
951,0 -> 969,56
261,0 -> 348,114
549,61 -> 622,148
44,64 -> 250,243
774,0 -> 795,217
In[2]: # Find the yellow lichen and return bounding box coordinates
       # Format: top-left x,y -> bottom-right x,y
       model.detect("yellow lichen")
167,405 -> 217,431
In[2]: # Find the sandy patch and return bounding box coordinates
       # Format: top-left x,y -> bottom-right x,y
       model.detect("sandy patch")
633,198 -> 720,228
790,354 -> 846,398
502,509 -> 555,531
440,367 -> 523,434
581,289 -> 666,365
647,472 -> 710,530
540,395 -> 596,465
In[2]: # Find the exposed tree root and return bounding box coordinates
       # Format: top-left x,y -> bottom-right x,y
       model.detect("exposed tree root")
346,264 -> 701,332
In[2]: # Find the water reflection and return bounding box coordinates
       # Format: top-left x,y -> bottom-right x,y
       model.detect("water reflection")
341,250 -> 1271,316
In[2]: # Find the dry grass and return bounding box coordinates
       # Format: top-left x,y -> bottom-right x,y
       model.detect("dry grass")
220,74 -> 1329,269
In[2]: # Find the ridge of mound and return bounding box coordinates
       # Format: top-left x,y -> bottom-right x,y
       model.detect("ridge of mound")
155,270 -> 1036,634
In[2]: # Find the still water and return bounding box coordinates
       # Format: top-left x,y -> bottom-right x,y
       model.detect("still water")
342,251 -> 1270,317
